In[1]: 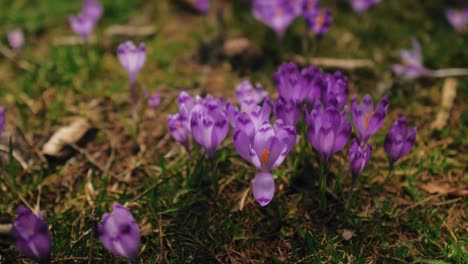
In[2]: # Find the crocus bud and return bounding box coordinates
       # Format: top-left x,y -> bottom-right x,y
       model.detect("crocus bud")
384,117 -> 416,168
253,172 -> 275,206
7,29 -> 24,50
348,138 -> 372,179
349,0 -> 381,14
69,13 -> 96,42
0,107 -> 5,137
98,204 -> 140,261
445,8 -> 468,32
252,0 -> 297,38
12,206 -> 52,264
117,41 -> 146,86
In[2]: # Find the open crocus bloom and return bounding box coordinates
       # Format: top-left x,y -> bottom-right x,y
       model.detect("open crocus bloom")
304,8 -> 332,36
98,204 -> 140,261
350,94 -> 388,143
233,121 -> 296,172
228,98 -> 272,139
391,39 -> 432,79
69,13 -> 96,41
117,41 -> 146,85
445,8 -> 468,32
252,0 -> 298,38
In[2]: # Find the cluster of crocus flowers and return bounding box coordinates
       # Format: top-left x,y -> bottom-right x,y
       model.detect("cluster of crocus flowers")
348,0 -> 381,14
445,8 -> 468,32
392,39 -> 432,79
98,204 -> 141,262
12,206 -> 52,264
7,29 -> 24,50
69,0 -> 103,42
252,0 -> 332,38
168,92 -> 228,158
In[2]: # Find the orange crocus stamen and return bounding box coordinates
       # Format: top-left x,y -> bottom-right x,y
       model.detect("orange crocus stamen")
364,112 -> 374,129
315,12 -> 325,27
261,149 -> 270,165
276,7 -> 283,16
175,122 -> 180,129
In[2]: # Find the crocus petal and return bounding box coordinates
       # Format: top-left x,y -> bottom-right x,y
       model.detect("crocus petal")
252,172 -> 275,206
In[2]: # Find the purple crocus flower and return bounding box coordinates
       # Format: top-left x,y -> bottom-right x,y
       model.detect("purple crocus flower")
252,172 -> 275,206
384,117 -> 416,168
117,41 -> 146,86
350,95 -> 388,143
82,0 -> 103,22
445,8 -> 468,32
69,13 -> 96,42
302,0 -> 319,15
12,206 -> 52,264
233,121 -> 296,173
98,204 -> 140,261
274,96 -> 301,126
348,0 -> 381,14
322,71 -> 349,110
392,39 -> 432,79
274,63 -> 324,106
191,0 -> 210,13
235,81 -> 268,105
190,99 -> 228,158
144,90 -> 161,109
348,138 -> 372,179
0,107 -> 5,137
7,29 -> 24,50
168,92 -> 197,151
252,0 -> 298,38
304,8 -> 332,36
306,105 -> 352,162
229,99 -> 273,138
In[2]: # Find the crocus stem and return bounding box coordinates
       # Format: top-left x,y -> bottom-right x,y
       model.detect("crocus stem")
381,163 -> 394,185
319,160 -> 329,209
130,82 -> 138,134
431,68 -> 468,78
347,173 -> 357,208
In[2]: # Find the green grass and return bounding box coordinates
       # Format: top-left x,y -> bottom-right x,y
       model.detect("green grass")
1,0 -> 467,263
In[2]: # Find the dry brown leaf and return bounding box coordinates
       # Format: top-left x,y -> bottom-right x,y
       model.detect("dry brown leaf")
42,117 -> 92,158
223,38 -> 252,57
342,229 -> 354,241
419,181 -> 467,197
431,78 -> 458,130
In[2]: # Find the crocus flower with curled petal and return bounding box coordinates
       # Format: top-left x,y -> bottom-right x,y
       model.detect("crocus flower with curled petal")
0,107 -> 5,137
321,71 -> 349,110
190,100 -> 228,158
233,121 -> 296,173
304,8 -> 332,36
82,0 -> 103,22
252,172 -> 275,206
350,95 -> 388,143
392,39 -> 433,79
69,13 -> 96,42
384,117 -> 416,168
348,138 -> 372,179
235,81 -> 268,105
98,204 -> 140,261
348,0 -> 380,14
117,41 -> 146,86
168,114 -> 190,151
12,206 -> 52,264
445,8 -> 468,32
306,105 -> 352,162
253,0 -> 298,38
144,90 -> 161,109
274,96 -> 301,126
7,29 -> 24,50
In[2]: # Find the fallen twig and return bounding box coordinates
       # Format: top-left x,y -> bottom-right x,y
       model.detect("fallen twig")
292,55 -> 375,70
0,144 -> 30,171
